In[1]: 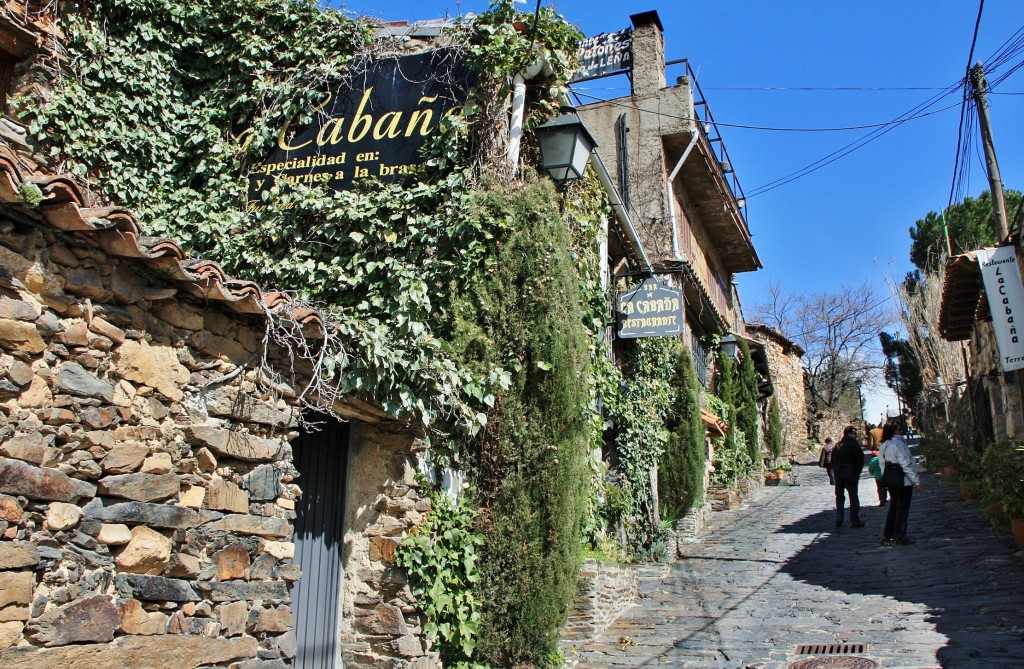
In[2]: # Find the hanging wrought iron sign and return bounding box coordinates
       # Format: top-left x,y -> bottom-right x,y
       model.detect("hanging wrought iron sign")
617,278 -> 684,339
247,48 -> 473,208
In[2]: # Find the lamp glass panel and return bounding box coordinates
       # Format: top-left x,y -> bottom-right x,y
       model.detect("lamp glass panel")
539,130 -> 574,172
569,136 -> 592,179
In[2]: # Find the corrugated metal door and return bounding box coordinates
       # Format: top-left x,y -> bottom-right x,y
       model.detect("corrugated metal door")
291,419 -> 349,669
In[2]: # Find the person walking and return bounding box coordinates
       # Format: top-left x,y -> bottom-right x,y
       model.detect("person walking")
832,426 -> 865,528
879,421 -> 921,546
818,437 -> 836,485
867,449 -> 887,506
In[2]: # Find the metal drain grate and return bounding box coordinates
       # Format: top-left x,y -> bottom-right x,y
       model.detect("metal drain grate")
789,658 -> 878,669
795,643 -> 866,655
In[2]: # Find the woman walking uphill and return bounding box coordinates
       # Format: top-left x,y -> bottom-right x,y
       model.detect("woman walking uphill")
879,421 -> 921,545
833,426 -> 865,528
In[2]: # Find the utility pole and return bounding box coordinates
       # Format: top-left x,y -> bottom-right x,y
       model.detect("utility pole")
969,62 -> 1010,240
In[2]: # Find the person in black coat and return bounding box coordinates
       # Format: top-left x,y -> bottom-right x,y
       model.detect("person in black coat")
833,425 -> 865,528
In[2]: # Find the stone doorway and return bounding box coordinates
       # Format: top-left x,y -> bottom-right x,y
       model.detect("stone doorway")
291,418 -> 351,669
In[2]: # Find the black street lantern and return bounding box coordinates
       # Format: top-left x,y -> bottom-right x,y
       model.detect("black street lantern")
535,107 -> 597,182
720,333 -> 739,360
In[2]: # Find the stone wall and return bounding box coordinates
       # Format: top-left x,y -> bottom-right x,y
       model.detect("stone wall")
970,320 -> 1024,443
0,202 -> 431,666
340,425 -> 436,667
748,326 -> 806,457
560,559 -> 637,646
0,214 -> 301,666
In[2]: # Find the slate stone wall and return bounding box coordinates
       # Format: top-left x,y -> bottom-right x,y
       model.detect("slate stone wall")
0,212 -> 432,667
560,559 -> 638,645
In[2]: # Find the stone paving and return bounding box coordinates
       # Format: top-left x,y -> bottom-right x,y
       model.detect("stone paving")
567,459 -> 1024,669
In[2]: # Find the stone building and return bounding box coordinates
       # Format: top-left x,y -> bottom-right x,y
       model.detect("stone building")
577,11 -> 761,391
939,247 -> 1024,443
0,5 -> 439,668
746,323 -> 807,457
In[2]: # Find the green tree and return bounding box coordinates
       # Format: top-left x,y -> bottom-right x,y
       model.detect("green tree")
767,396 -> 784,460
909,190 -> 1023,273
736,340 -> 761,464
879,331 -> 923,411
658,347 -> 706,523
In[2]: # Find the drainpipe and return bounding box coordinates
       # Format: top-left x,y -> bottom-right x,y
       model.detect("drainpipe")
667,131 -> 699,259
508,56 -> 548,171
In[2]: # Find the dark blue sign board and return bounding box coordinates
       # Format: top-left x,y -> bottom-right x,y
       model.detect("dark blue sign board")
247,48 -> 473,209
617,278 -> 684,339
572,28 -> 633,81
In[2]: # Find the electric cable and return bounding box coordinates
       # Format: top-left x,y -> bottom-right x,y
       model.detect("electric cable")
569,90 -> 962,133
747,82 -> 964,197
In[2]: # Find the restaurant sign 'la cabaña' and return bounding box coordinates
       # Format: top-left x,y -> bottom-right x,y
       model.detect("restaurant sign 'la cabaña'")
617,278 -> 684,339
247,48 -> 474,208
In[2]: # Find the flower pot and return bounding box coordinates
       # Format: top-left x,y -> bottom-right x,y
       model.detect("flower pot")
940,465 -> 956,477
960,482 -> 979,502
1011,517 -> 1024,550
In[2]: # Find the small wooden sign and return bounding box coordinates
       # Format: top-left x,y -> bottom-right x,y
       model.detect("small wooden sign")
617,278 -> 684,339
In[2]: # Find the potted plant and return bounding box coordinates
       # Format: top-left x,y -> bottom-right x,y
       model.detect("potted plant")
980,440 -> 1024,547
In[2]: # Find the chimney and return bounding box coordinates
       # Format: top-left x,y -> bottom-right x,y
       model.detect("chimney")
629,10 -> 665,96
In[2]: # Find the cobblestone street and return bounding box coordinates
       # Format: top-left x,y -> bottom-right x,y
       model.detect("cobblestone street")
568,460 -> 1024,669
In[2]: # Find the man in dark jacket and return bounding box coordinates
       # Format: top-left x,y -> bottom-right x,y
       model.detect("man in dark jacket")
833,425 -> 865,528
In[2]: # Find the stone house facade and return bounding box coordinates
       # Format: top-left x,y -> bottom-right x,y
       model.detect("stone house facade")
0,6 -> 439,668
746,323 -> 806,457
0,148 -> 438,667
577,10 -> 761,386
940,246 -> 1024,444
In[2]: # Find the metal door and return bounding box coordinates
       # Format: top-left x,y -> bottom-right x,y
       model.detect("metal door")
291,419 -> 349,669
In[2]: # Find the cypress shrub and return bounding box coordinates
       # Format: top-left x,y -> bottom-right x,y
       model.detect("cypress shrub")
767,396 -> 784,460
736,340 -> 761,464
447,180 -> 591,667
658,346 -> 706,522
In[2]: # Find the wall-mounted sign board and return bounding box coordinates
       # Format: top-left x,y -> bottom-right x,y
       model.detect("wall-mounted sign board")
572,28 -> 633,81
617,278 -> 684,339
978,246 -> 1024,372
247,48 -> 473,208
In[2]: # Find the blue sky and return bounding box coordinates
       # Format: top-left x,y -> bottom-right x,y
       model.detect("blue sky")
333,0 -> 1024,419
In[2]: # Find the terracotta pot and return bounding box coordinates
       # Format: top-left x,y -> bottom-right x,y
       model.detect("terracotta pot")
940,465 -> 956,477
1011,517 -> 1024,550
986,502 -> 1008,526
961,482 -> 979,502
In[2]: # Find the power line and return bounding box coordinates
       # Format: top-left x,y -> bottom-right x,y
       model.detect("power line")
569,90 -> 962,133
747,83 -> 964,197
948,0 -> 988,208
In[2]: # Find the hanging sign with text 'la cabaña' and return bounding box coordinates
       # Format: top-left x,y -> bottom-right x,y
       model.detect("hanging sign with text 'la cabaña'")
617,278 -> 684,339
247,48 -> 473,209
978,245 -> 1024,372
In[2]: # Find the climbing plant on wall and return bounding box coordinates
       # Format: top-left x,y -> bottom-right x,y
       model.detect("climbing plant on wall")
603,336 -> 677,553
22,1 -> 637,666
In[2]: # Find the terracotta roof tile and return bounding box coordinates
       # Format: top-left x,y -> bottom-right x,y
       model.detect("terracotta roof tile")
0,145 -> 324,333
939,250 -> 986,341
